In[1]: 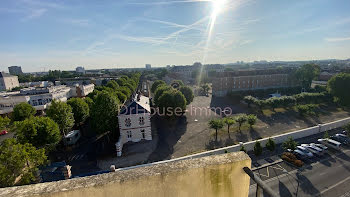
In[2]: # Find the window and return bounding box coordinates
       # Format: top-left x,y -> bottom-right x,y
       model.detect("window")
141,129 -> 145,139
139,117 -> 145,125
125,118 -> 131,127
127,131 -> 132,139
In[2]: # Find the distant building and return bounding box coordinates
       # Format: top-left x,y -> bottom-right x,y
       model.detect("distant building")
212,68 -> 298,97
76,67 -> 86,74
116,94 -> 152,156
0,84 -> 94,114
8,66 -> 23,75
145,64 -> 152,69
0,72 -> 20,91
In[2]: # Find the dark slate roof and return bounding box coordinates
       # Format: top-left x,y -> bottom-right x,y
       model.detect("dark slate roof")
119,101 -> 149,115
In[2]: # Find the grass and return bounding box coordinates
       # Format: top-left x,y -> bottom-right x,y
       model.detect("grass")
275,108 -> 287,113
262,109 -> 275,117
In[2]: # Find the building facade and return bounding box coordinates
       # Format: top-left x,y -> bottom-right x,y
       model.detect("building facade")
212,69 -> 297,96
76,67 -> 86,74
0,72 -> 20,91
0,84 -> 94,114
8,66 -> 23,75
145,64 -> 152,69
116,94 -> 152,156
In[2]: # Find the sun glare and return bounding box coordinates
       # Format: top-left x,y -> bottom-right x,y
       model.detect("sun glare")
212,0 -> 226,18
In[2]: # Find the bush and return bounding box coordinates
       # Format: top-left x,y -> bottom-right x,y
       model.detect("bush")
266,138 -> 276,151
253,141 -> 263,156
282,137 -> 298,150
324,131 -> 329,139
293,160 -> 304,167
240,145 -> 247,153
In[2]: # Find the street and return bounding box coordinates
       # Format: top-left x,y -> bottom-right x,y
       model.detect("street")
249,148 -> 350,197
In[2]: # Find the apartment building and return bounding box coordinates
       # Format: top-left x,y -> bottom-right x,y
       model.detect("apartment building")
0,84 -> 94,114
212,68 -> 297,96
8,66 -> 23,75
0,72 -> 20,91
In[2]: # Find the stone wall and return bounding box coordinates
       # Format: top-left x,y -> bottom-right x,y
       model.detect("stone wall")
0,152 -> 251,197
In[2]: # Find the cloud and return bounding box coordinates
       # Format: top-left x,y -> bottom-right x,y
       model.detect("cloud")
325,37 -> 350,42
21,8 -> 47,21
61,18 -> 90,26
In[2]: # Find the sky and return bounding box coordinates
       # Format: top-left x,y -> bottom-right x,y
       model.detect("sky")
0,0 -> 350,72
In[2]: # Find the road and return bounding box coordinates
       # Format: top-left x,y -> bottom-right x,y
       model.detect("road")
249,149 -> 350,197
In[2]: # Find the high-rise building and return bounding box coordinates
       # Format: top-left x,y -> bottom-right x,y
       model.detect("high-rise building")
76,66 -> 85,74
145,64 -> 151,69
8,66 -> 23,75
0,72 -> 20,91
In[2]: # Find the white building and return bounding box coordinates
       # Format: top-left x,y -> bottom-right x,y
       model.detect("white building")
76,67 -> 86,74
145,64 -> 152,69
0,72 -> 19,91
0,84 -> 94,115
70,84 -> 95,97
116,94 -> 152,156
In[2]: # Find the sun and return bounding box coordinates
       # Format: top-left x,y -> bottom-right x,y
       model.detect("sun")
212,0 -> 227,18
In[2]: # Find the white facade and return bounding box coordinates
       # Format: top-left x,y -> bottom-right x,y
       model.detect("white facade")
0,84 -> 94,114
116,95 -> 152,156
0,72 -> 19,91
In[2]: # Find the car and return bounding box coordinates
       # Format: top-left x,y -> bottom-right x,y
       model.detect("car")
312,143 -> 328,151
296,146 -> 313,157
318,138 -> 342,150
0,130 -> 8,136
301,144 -> 323,156
336,133 -> 350,140
331,135 -> 349,145
293,150 -> 308,160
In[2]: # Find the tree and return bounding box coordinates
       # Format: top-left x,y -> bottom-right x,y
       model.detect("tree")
67,98 -> 90,125
295,64 -> 320,89
46,100 -> 75,136
201,84 -> 210,95
254,141 -> 263,156
240,145 -> 247,153
247,114 -> 257,128
12,103 -> 36,122
84,97 -> 94,111
90,91 -> 119,135
171,80 -> 184,88
14,117 -> 61,149
324,131 -> 329,139
327,73 -> 350,106
243,96 -> 257,108
106,80 -> 119,90
0,116 -> 10,130
282,137 -> 298,150
151,80 -> 166,93
266,138 -> 276,152
157,89 -> 187,116
154,85 -> 173,106
223,117 -> 235,138
208,119 -> 224,141
235,114 -> 247,132
344,123 -> 350,137
179,86 -> 194,105
0,139 -> 47,187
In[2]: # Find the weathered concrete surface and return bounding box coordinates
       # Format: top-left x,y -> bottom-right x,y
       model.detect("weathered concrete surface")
0,152 -> 251,197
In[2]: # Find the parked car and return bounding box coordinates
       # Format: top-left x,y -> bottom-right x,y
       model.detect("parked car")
331,135 -> 349,146
301,144 -> 323,156
318,138 -> 342,150
312,143 -> 328,151
336,133 -> 350,140
0,130 -> 8,136
296,146 -> 313,157
293,150 -> 308,160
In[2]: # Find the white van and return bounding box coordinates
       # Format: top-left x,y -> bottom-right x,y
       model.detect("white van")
318,138 -> 341,150
63,130 -> 81,146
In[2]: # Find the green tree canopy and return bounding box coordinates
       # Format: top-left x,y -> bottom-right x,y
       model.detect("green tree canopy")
247,114 -> 257,128
67,98 -> 90,125
106,80 -> 119,90
84,97 -> 94,111
90,91 -> 119,135
266,138 -> 276,152
295,64 -> 320,89
201,84 -> 210,95
208,119 -> 224,141
46,100 -> 75,136
12,103 -> 36,122
157,89 -> 187,116
0,116 -> 10,130
151,80 -> 166,93
327,73 -> 350,106
282,137 -> 298,150
0,139 -> 47,187
179,86 -> 194,104
223,117 -> 235,137
14,116 -> 61,148
253,141 -> 263,156
235,114 -> 247,132
154,85 -> 173,106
